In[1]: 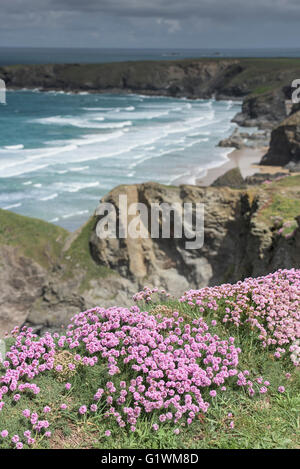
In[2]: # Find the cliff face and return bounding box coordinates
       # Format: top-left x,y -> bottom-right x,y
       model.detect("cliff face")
90,178 -> 300,293
1,176 -> 299,335
232,89 -> 288,129
2,58 -> 300,106
0,60 -> 243,98
261,111 -> 300,167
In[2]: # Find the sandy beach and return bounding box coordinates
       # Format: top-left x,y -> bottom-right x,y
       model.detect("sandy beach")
196,147 -> 289,186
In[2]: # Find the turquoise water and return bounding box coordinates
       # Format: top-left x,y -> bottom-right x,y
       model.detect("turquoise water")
0,90 -> 241,230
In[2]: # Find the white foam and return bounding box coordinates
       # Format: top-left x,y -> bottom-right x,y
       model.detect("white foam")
69,166 -> 90,172
3,144 -> 24,150
92,120 -> 132,129
62,210 -> 89,219
3,203 -> 22,210
40,193 -> 59,201
82,107 -> 115,111
55,181 -> 100,193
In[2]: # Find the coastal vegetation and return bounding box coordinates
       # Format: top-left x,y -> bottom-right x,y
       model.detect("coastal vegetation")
0,269 -> 299,449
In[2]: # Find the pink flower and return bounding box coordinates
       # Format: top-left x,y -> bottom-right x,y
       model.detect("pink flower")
105,430 -> 111,437
65,383 -> 71,391
12,434 -> 19,443
79,405 -> 87,415
1,430 -> 8,438
278,386 -> 285,393
60,403 -> 68,410
22,409 -> 31,419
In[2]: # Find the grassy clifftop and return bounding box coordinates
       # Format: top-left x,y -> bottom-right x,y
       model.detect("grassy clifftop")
0,209 -> 68,270
0,209 -> 111,289
2,58 -> 300,99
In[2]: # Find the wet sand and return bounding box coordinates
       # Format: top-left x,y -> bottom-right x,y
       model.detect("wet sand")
196,147 -> 289,186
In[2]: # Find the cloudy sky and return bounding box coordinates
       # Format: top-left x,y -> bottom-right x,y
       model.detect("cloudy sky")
1,0 -> 300,48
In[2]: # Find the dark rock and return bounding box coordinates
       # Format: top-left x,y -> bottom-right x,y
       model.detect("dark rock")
245,172 -> 288,185
212,168 -> 246,188
218,128 -> 246,149
260,111 -> 300,166
232,89 -> 287,129
218,128 -> 270,149
286,161 -> 300,172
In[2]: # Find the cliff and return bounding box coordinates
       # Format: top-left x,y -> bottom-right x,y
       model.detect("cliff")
90,177 -> 300,289
1,175 -> 299,336
261,110 -> 300,167
1,58 -> 300,116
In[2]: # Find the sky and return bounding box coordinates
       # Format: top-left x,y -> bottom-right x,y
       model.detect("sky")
1,0 -> 300,49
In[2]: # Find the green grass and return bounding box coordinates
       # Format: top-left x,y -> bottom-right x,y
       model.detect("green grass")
61,216 -> 113,292
0,209 -> 112,292
255,175 -> 300,229
1,298 -> 299,450
252,85 -> 273,95
0,209 -> 68,269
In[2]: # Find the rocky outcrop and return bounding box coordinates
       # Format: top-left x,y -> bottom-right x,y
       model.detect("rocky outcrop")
232,89 -> 288,129
211,168 -> 245,188
90,180 -> 300,293
260,111 -> 300,166
245,172 -> 288,185
0,245 -> 45,335
218,128 -> 270,149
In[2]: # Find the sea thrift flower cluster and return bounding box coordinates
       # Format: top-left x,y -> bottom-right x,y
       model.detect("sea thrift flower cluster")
134,270 -> 300,364
64,304 -> 243,430
175,269 -> 299,364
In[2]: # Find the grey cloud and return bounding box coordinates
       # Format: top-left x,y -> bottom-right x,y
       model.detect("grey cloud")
2,0 -> 300,21
0,0 -> 300,48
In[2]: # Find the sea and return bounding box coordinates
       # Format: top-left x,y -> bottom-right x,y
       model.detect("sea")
1,47 -> 298,231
